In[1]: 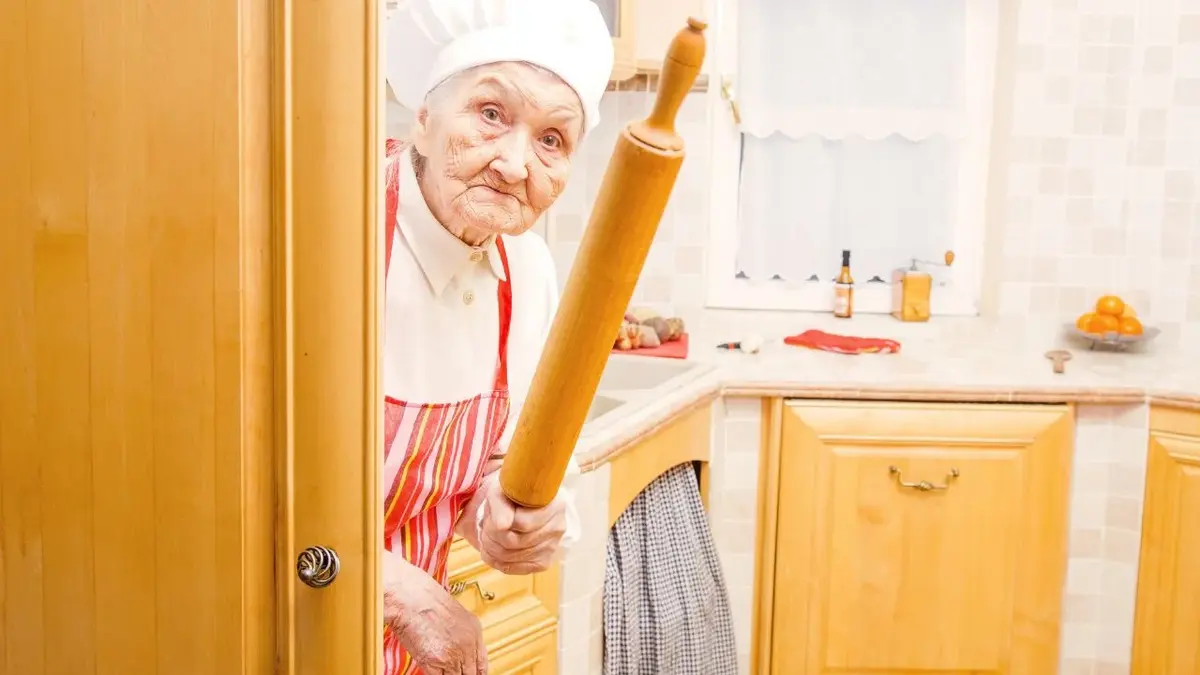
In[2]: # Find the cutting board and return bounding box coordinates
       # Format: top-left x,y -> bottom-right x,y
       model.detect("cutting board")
610,333 -> 689,360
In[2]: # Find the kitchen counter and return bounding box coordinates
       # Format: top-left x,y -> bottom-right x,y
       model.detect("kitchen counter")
575,310 -> 1200,471
561,310 -> 1189,675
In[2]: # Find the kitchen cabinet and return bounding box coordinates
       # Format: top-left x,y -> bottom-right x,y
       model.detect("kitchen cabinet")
1132,406 -> 1200,674
592,0 -> 707,82
591,0 -> 637,81
634,0 -> 707,69
487,633 -> 558,674
756,400 -> 1073,674
447,538 -> 560,671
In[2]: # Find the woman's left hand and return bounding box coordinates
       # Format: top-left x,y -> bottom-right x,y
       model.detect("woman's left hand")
476,477 -> 567,575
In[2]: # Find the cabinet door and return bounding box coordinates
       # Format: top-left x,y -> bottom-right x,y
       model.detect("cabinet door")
635,0 -> 707,64
488,633 -> 558,674
590,0 -> 637,80
768,401 -> 1073,675
1132,407 -> 1200,674
446,538 -> 560,654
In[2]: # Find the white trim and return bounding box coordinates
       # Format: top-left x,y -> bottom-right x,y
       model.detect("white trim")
706,279 -> 980,316
704,0 -> 999,317
704,0 -> 742,306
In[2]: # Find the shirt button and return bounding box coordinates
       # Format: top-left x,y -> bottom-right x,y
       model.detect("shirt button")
463,290 -> 475,305
469,250 -> 484,263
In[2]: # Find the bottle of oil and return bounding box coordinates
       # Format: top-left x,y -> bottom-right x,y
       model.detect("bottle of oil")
833,249 -> 854,318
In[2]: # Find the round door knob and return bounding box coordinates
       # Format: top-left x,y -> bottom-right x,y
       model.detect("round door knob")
296,545 -> 341,588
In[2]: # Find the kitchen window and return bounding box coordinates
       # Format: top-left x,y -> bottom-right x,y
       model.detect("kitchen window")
704,0 -> 1000,315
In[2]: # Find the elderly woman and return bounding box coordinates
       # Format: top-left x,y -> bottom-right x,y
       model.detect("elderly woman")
381,1 -> 613,673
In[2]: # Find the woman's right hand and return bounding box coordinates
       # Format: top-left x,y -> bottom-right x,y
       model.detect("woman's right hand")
384,550 -> 487,675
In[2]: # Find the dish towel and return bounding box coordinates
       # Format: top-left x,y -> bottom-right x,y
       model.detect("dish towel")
603,463 -> 738,675
784,328 -> 901,354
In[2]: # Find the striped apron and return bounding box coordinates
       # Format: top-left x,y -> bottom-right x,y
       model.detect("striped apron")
381,139 -> 512,675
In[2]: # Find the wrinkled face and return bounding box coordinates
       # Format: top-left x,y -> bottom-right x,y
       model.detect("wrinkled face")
411,62 -> 585,244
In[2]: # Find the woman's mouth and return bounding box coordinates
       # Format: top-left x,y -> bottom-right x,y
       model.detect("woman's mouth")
471,185 -> 519,204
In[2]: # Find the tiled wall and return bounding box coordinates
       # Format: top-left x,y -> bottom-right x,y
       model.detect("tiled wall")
543,83 -> 712,322
1062,404 -> 1148,675
994,0 -> 1200,350
557,461 -> 610,673
707,398 -> 763,674
543,1 -> 1200,348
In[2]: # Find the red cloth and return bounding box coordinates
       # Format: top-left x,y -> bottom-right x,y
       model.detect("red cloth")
611,333 -> 689,359
784,329 -> 900,355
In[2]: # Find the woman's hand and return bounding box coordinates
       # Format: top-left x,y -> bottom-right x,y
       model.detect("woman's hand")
475,476 -> 568,575
384,551 -> 487,675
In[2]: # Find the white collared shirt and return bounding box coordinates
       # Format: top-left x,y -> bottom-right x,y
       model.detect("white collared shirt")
383,156 -> 580,547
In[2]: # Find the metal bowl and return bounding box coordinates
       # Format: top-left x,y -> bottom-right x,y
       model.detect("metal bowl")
1063,323 -> 1160,350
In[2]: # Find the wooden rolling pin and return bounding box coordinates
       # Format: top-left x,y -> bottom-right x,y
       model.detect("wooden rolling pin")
498,18 -> 708,508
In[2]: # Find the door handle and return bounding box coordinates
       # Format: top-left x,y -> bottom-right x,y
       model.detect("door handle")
296,545 -> 341,588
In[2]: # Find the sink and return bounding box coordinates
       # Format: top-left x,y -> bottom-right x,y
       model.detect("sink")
597,354 -> 698,391
578,355 -> 712,433
586,394 -> 625,423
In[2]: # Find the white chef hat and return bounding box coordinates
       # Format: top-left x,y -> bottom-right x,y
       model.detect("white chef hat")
386,0 -> 614,133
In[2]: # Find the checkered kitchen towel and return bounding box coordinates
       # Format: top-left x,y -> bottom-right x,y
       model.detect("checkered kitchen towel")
603,463 -> 738,675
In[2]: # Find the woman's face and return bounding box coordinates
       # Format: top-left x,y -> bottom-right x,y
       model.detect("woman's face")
411,62 -> 585,244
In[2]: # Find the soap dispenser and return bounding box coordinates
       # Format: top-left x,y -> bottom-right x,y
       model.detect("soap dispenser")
890,251 -> 954,322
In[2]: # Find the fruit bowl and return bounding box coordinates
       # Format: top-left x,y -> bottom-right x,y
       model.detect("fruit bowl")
1070,295 -> 1152,350
1063,323 -> 1161,350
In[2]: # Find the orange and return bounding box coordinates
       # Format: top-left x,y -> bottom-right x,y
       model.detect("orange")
1095,295 -> 1125,317
1121,304 -> 1137,319
1076,312 -> 1095,331
1118,316 -> 1144,336
1084,314 -> 1120,335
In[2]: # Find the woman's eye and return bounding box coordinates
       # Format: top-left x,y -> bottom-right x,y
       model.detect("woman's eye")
540,133 -> 562,149
481,106 -> 501,122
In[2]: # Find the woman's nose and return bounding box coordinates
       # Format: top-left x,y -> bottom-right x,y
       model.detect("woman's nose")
489,132 -> 531,183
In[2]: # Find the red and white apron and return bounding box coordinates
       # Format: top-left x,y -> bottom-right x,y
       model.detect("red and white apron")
381,139 -> 513,675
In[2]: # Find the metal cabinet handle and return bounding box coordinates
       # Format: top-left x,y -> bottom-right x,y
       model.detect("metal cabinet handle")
889,466 -> 960,492
296,545 -> 341,588
720,77 -> 742,125
449,580 -> 495,602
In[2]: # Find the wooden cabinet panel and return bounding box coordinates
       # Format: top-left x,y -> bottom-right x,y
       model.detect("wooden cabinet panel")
607,403 -> 712,526
1133,407 -> 1200,674
447,538 -> 559,663
489,632 -> 558,674
765,401 -> 1073,675
591,0 -> 637,80
635,0 -> 707,65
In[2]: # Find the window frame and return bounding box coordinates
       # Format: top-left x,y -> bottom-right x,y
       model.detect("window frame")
703,0 -> 1001,316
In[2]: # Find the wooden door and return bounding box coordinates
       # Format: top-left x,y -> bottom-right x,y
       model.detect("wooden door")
761,400 -> 1073,675
0,0 -> 382,673
287,0 -> 383,674
0,0 -> 276,672
1132,406 -> 1200,673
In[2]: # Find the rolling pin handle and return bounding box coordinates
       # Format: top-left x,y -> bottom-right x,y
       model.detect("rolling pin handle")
632,18 -> 708,152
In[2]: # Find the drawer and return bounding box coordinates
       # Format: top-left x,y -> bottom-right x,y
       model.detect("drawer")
447,538 -> 560,649
488,632 -> 558,675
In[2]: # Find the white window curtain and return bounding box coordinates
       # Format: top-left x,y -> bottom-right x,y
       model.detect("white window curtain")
734,0 -> 968,286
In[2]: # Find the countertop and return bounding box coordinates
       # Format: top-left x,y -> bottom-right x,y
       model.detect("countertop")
573,310 -> 1200,471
